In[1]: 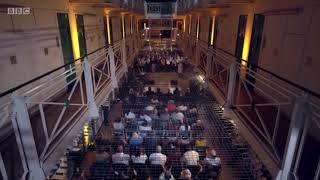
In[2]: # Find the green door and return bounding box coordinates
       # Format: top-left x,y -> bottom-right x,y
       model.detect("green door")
76,14 -> 87,57
57,13 -> 76,89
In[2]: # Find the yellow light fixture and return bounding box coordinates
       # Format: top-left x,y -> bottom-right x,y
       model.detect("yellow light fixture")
68,7 -> 80,60
196,16 -> 200,39
121,14 -> 125,39
106,15 -> 111,45
104,9 -> 112,45
188,15 -> 192,35
130,15 -> 133,34
210,16 -> 216,46
241,13 -> 254,66
183,17 -> 186,32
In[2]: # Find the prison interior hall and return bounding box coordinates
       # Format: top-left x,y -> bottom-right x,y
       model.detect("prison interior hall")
0,0 -> 320,180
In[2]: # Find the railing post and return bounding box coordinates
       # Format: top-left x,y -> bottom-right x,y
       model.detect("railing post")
121,39 -> 128,73
223,62 -> 237,118
277,95 -> 309,180
11,95 -> 46,180
83,57 -> 99,119
108,46 -> 119,99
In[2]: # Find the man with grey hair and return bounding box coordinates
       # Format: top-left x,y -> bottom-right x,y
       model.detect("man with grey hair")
149,145 -> 167,166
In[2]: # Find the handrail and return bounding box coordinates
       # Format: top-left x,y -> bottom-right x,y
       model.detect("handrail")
180,33 -> 320,99
0,39 -> 125,98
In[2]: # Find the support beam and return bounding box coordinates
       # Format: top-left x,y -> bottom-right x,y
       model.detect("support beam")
83,57 -> 99,119
108,47 -> 119,89
121,39 -> 128,73
0,153 -> 8,180
11,95 -> 46,180
277,96 -> 309,180
223,62 -> 237,118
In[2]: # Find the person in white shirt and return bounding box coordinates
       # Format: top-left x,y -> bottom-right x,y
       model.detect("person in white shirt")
131,147 -> 148,164
113,118 -> 125,132
112,145 -> 130,165
149,145 -> 167,166
125,110 -> 136,120
182,145 -> 200,166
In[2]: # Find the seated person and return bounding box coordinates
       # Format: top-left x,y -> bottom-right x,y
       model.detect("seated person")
167,100 -> 176,112
159,162 -> 175,180
195,136 -> 208,148
182,145 -> 200,166
173,87 -> 181,97
112,145 -> 130,166
139,121 -> 152,137
191,120 -> 205,137
171,111 -> 184,123
177,105 -> 188,112
166,120 -> 178,141
189,105 -> 198,113
113,118 -> 125,132
198,148 -> 221,179
182,145 -> 201,178
140,112 -> 152,124
204,148 -> 221,168
160,108 -> 170,121
179,169 -> 192,180
129,132 -> 143,146
166,90 -> 173,100
145,87 -> 154,97
151,96 -> 160,104
156,88 -> 163,97
95,146 -> 111,163
179,121 -> 190,132
131,147 -> 148,164
149,145 -> 167,166
184,88 -> 191,97
125,110 -> 136,120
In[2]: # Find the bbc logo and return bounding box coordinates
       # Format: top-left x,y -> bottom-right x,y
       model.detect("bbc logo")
7,7 -> 31,15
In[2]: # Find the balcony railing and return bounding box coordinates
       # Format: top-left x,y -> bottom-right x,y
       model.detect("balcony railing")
0,32 -> 144,179
176,32 -> 320,180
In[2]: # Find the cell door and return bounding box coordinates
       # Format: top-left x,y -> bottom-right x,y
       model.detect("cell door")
57,13 -> 76,88
76,14 -> 87,57
235,15 -> 247,59
246,14 -> 265,90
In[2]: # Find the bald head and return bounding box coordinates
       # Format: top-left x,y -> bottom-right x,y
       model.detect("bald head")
156,145 -> 162,153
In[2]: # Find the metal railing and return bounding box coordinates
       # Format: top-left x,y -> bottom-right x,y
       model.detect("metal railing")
0,32 -> 144,179
176,32 -> 320,180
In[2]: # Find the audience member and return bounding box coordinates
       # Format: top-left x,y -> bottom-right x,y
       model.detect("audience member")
131,147 -> 148,164
182,145 -> 200,166
129,132 -> 143,146
149,145 -> 167,166
112,145 -> 130,165
113,118 -> 125,132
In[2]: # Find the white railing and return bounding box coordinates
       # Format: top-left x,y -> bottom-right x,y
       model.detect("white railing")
0,32 -> 144,179
177,32 -> 320,180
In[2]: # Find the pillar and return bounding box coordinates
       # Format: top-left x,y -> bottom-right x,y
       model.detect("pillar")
121,39 -> 128,72
83,57 -> 99,119
11,95 -> 46,180
223,62 -> 237,118
277,96 -> 309,180
108,46 -> 118,89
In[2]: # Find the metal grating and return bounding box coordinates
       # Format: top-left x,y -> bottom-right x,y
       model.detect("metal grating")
64,91 -> 271,180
